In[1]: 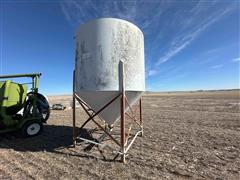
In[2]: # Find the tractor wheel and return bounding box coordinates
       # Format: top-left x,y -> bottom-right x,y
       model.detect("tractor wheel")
21,121 -> 43,137
26,92 -> 50,122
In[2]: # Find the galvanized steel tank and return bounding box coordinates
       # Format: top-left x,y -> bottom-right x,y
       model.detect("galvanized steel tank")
75,18 -> 145,125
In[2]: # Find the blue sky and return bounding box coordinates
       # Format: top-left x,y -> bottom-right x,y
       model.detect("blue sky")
0,0 -> 239,95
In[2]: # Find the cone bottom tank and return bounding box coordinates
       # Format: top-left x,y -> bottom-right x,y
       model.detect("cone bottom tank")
78,91 -> 143,125
75,18 -> 145,125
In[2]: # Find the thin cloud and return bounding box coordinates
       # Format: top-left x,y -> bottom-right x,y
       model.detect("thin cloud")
199,57 -> 218,65
60,3 -> 72,25
196,43 -> 237,65
60,0 -> 167,30
232,57 -> 240,62
202,47 -> 223,56
157,5 -> 235,65
148,69 -> 159,77
211,64 -> 223,69
175,73 -> 189,79
59,1 -> 237,75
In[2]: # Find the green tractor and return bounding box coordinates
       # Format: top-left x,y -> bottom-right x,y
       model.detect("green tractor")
0,73 -> 50,137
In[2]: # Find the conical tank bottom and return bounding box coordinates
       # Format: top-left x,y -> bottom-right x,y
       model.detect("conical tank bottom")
77,91 -> 143,125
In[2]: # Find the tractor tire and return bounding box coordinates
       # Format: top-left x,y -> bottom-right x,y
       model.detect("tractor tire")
26,92 -> 50,122
21,121 -> 43,137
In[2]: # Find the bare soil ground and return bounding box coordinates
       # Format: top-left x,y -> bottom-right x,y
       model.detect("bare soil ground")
0,90 -> 239,179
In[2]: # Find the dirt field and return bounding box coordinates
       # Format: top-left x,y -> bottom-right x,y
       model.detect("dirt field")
0,90 -> 239,179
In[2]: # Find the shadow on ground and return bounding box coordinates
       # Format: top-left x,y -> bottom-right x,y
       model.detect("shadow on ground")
0,124 -> 74,152
0,124 -> 126,162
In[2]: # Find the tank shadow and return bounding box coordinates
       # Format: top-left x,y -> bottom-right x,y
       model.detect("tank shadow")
0,124 -> 73,152
0,124 -> 121,162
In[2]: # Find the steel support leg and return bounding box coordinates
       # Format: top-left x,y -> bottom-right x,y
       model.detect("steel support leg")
140,98 -> 143,137
121,94 -> 126,163
120,61 -> 126,163
73,71 -> 76,146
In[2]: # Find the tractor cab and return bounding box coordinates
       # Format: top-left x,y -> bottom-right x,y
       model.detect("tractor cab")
0,73 -> 50,137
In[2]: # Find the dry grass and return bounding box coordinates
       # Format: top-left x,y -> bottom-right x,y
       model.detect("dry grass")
0,90 -> 240,179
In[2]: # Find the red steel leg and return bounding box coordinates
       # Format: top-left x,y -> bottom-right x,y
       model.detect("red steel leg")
140,98 -> 143,137
73,71 -> 76,146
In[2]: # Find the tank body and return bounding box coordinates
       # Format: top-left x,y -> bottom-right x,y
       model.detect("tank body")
75,18 -> 145,125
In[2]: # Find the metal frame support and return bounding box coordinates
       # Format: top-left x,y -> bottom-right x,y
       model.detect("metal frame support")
73,70 -> 76,146
72,61 -> 143,163
140,98 -> 143,137
120,60 -> 126,163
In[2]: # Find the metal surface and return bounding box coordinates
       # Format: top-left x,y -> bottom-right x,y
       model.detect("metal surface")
79,93 -> 121,129
125,130 -> 142,154
78,91 -> 143,125
76,137 -> 122,155
120,61 -> 126,163
75,93 -> 121,147
72,92 -> 143,162
26,123 -> 41,135
72,62 -> 144,162
0,73 -> 41,79
73,18 -> 145,162
75,18 -> 145,125
75,18 -> 144,91
73,71 -> 76,146
140,98 -> 143,136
